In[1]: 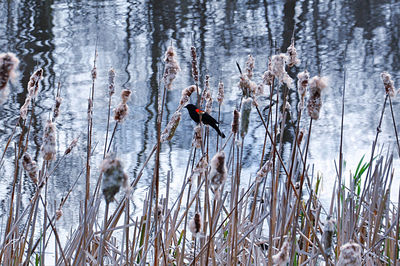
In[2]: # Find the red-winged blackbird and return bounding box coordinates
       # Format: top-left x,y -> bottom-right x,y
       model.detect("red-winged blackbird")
185,104 -> 226,138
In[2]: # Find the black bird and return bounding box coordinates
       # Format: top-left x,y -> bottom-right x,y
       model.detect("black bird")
185,104 -> 226,138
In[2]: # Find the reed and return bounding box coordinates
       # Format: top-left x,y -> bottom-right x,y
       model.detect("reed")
0,40 -> 399,266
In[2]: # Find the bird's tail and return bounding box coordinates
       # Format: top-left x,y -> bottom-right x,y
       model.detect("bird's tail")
211,124 -> 225,138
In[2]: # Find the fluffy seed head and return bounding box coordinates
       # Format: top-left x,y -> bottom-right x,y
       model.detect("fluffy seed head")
307,76 -> 328,120
191,46 -> 199,82
41,120 -> 57,161
179,85 -> 196,109
161,111 -> 181,143
0,53 -> 19,101
323,216 -> 335,255
108,68 -> 116,96
240,98 -> 252,138
52,96 -> 63,120
20,96 -> 31,120
65,136 -> 79,155
114,90 -> 131,122
189,213 -> 202,235
209,151 -> 227,188
217,81 -> 224,104
337,241 -> 362,266
256,160 -> 272,183
27,68 -> 43,98
56,209 -> 63,220
271,54 -> 292,88
101,153 -> 128,204
381,71 -> 396,98
246,54 -> 255,80
192,125 -> 202,149
163,46 -> 181,90
193,157 -> 208,178
286,42 -> 301,67
272,241 -> 290,265
22,153 -> 38,184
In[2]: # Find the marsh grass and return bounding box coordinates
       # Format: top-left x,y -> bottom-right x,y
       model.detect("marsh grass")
0,41 -> 399,266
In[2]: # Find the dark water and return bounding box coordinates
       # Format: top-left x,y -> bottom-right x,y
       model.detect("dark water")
1,0 -> 400,236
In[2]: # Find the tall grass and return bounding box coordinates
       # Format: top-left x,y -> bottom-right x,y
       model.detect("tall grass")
0,41 -> 399,266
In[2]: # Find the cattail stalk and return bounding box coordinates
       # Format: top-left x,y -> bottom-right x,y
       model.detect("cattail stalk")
163,46 -> 180,90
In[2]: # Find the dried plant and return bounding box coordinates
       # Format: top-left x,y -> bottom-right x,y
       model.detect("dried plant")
246,54 -> 255,80
307,76 -> 328,119
217,81 -> 224,104
108,68 -> 116,96
163,46 -> 181,90
22,153 -> 38,184
272,241 -> 290,265
270,54 -> 292,88
0,53 -> 19,103
232,109 -> 240,134
161,111 -> 181,142
209,151 -> 227,189
381,71 -> 396,98
337,241 -> 362,266
192,125 -> 202,149
297,70 -> 309,110
240,98 -> 252,138
100,153 -> 128,204
189,213 -> 202,235
286,41 -> 300,67
114,89 -> 131,122
41,119 -> 57,161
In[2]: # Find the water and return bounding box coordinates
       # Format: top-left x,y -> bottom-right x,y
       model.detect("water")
1,0 -> 400,240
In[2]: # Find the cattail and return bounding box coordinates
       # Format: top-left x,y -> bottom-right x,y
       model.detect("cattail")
240,98 -> 252,138
205,90 -> 212,113
307,76 -> 328,120
238,75 -> 257,97
189,213 -> 202,235
20,96 -> 31,120
192,125 -> 202,149
256,160 -> 272,183
101,153 -> 128,204
163,46 -> 181,90
56,209 -> 63,220
64,136 -> 79,155
272,241 -> 290,265
108,68 -> 116,96
27,68 -> 43,98
209,151 -> 227,188
41,120 -> 57,161
286,41 -> 300,67
337,241 -> 362,266
322,216 -> 335,255
114,89 -> 131,122
246,54 -> 255,80
191,46 -> 199,83
255,83 -> 264,96
297,70 -> 309,110
232,109 -> 240,134
193,157 -> 208,178
381,71 -> 396,98
161,111 -> 181,142
91,66 -> 97,81
0,53 -> 19,104
217,81 -> 224,104
22,153 -> 38,184
52,96 -> 62,120
179,85 -> 196,109
271,54 -> 292,88
0,53 -> 19,90
262,59 -> 274,86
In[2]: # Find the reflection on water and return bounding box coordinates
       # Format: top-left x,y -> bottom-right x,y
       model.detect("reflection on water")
0,0 -> 400,233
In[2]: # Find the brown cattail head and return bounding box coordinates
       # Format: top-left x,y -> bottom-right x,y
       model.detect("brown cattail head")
163,46 -> 181,90
101,153 -> 128,204
64,136 -> 79,155
209,151 -> 227,188
192,125 -> 202,149
297,70 -> 309,109
108,68 -> 116,96
205,90 -> 212,113
272,241 -> 290,265
307,76 -> 328,120
337,241 -> 362,266
52,96 -> 63,120
322,216 -> 335,255
189,213 -> 202,235
114,89 -> 131,123
191,46 -> 199,83
91,66 -> 97,81
161,111 -> 181,143
56,209 -> 63,220
41,120 -> 57,161
381,71 -> 396,98
217,81 -> 224,104
256,160 -> 272,183
27,68 -> 43,98
20,96 -> 31,120
0,53 -> 19,103
286,41 -> 301,67
271,54 -> 292,88
232,109 -> 240,134
22,153 -> 38,184
193,157 -> 208,179
179,85 -> 196,109
240,98 -> 252,138
246,54 -> 255,80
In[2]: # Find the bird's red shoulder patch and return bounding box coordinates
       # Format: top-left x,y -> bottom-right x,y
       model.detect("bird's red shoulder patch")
196,108 -> 205,114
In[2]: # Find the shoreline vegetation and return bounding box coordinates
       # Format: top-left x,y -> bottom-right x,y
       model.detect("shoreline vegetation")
0,39 -> 399,265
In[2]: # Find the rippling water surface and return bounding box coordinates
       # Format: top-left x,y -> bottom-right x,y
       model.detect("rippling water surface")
1,0 -> 400,236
